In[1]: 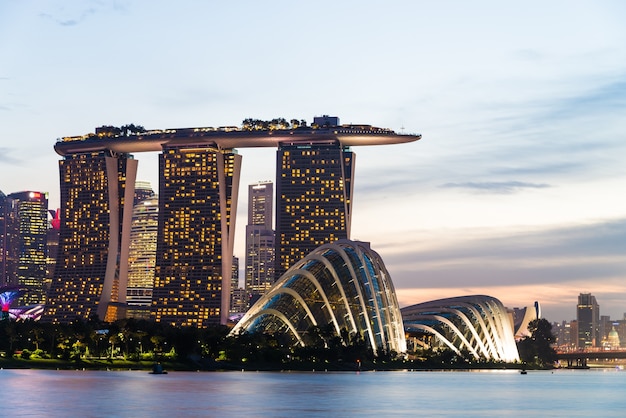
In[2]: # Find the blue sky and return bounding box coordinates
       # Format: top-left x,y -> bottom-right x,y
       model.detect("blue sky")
1,1 -> 625,323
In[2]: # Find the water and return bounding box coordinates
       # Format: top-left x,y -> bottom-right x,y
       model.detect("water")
1,368 -> 624,417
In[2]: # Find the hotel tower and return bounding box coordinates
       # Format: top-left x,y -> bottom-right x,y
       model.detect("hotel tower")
47,117 -> 419,326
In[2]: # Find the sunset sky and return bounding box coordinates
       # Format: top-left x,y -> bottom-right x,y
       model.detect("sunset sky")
1,1 -> 625,322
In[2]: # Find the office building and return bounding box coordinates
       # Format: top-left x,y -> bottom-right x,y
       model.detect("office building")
245,182 -> 275,298
1,191 -> 48,305
577,293 -> 599,349
151,146 -> 241,327
275,140 -> 354,278
126,196 -> 158,319
45,151 -> 138,323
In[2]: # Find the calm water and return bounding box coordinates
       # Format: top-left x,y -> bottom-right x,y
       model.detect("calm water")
1,368 -> 624,417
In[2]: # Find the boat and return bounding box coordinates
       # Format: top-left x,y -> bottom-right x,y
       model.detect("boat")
150,363 -> 168,374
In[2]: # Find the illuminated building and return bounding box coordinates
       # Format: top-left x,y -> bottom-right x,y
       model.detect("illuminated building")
50,119 -> 419,325
577,293 -> 600,349
231,240 -> 407,356
151,146 -> 241,327
45,151 -> 138,323
402,296 -> 522,362
0,191 -> 7,286
245,182 -> 275,299
3,191 -> 49,305
275,140 -> 354,279
126,196 -> 158,319
133,180 -> 155,206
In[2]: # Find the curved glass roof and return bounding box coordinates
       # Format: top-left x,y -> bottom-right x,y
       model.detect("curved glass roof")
230,240 -> 407,355
402,295 -> 521,362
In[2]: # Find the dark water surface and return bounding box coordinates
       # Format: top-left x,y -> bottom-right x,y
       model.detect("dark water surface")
1,368 -> 624,417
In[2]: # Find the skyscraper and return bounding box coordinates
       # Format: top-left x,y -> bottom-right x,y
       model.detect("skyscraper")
0,191 -> 7,287
151,146 -> 241,327
275,141 -> 354,278
133,180 -> 156,206
577,293 -> 600,349
126,196 -> 159,319
245,182 -> 275,299
49,119 -> 418,326
45,151 -> 138,322
2,191 -> 48,305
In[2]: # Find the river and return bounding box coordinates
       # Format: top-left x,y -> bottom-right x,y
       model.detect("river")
1,368 -> 624,417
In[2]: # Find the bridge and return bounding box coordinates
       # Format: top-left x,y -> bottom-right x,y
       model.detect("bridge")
556,350 -> 626,368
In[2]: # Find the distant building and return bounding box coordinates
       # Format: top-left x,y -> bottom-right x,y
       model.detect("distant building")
577,293 -> 600,349
45,211 -> 60,300
133,180 -> 155,206
245,182 -> 275,299
2,191 -> 49,305
126,196 -> 159,319
0,191 -> 8,287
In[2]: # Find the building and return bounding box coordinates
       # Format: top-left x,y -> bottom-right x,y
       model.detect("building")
151,146 -> 240,327
402,296 -> 523,362
0,191 -> 8,287
133,180 -> 155,206
275,136 -> 354,278
45,151 -> 138,323
231,240 -> 407,356
577,293 -> 600,349
126,196 -> 159,319
48,118 -> 419,326
1,191 -> 49,305
244,182 -> 275,299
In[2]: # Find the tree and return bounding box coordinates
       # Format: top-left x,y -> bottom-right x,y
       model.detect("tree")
517,318 -> 557,368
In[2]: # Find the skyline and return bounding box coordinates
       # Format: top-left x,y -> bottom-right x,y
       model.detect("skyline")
1,1 -> 625,322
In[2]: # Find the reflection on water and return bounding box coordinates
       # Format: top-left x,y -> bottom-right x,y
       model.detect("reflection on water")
2,369 -> 625,417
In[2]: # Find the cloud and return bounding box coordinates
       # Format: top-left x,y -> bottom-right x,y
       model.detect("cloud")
379,218 -> 626,320
381,218 -> 626,289
38,1 -> 128,27
439,180 -> 550,194
0,148 -> 19,164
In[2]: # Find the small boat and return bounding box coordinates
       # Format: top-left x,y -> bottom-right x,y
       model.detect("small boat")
150,363 -> 168,375
520,370 -> 527,375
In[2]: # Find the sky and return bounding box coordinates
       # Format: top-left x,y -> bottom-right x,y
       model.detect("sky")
1,1 -> 625,323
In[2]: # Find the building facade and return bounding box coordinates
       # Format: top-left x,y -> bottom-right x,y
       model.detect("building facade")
577,293 -> 600,349
231,240 -> 407,356
45,151 -> 138,323
151,146 -> 241,327
126,196 -> 159,319
48,118 -> 419,326
1,191 -> 49,305
244,182 -> 275,299
275,140 -> 354,279
402,295 -> 522,362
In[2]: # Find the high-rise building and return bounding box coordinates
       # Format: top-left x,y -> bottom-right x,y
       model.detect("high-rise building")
151,146 -> 241,327
45,151 -> 138,322
133,180 -> 155,206
245,182 -> 275,298
126,196 -> 159,319
45,211 -> 60,300
577,293 -> 600,349
49,119 -> 418,326
275,141 -> 354,278
1,191 -> 48,305
0,191 -> 8,287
